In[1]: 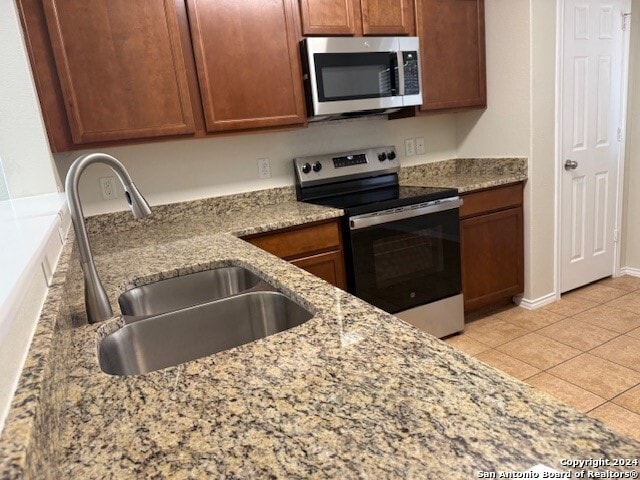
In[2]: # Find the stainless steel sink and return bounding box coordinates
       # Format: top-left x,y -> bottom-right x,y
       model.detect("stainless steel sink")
118,267 -> 264,317
100,291 -> 313,375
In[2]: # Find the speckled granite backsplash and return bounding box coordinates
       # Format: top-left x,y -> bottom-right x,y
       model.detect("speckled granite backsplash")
3,159 -> 640,480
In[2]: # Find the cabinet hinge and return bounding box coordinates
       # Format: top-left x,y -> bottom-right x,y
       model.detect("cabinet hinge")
622,12 -> 631,31
614,229 -> 619,243
617,127 -> 623,142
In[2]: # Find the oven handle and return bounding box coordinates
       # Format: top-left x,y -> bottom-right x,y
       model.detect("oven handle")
349,197 -> 463,230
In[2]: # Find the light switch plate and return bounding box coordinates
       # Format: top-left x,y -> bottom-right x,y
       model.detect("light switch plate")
416,137 -> 426,155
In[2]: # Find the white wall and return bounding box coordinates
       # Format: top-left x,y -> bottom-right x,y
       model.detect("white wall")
456,0 -> 531,158
454,0 -> 558,303
54,115 -> 458,216
0,0 -> 60,198
622,0 -> 640,270
527,0 -> 558,301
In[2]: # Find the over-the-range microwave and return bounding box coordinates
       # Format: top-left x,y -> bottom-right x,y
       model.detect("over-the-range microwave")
301,36 -> 422,121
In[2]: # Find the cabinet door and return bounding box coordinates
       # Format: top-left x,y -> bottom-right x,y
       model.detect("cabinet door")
360,0 -> 414,35
188,0 -> 306,132
299,0 -> 358,35
460,207 -> 524,313
416,0 -> 486,111
291,250 -> 347,289
42,0 -> 195,144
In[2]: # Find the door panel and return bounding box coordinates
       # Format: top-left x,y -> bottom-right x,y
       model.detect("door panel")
360,0 -> 414,35
569,175 -> 586,262
561,0 -> 623,292
415,0 -> 486,111
299,0 -> 357,35
461,207 -> 524,312
291,250 -> 347,289
42,0 -> 195,144
188,0 -> 306,132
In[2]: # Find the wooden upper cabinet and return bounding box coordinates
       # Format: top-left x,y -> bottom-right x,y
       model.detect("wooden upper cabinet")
300,0 -> 357,35
188,0 -> 306,132
416,0 -> 486,111
41,0 -> 195,144
360,0 -> 414,36
300,0 -> 413,36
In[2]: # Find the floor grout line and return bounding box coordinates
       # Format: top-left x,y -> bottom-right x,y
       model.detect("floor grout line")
453,277 -> 640,439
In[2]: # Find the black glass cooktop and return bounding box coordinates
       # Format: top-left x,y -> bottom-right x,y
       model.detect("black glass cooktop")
305,185 -> 458,217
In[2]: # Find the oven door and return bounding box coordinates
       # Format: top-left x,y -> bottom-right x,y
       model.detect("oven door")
348,199 -> 462,314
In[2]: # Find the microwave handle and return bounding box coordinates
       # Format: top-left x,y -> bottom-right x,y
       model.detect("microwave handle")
396,51 -> 405,96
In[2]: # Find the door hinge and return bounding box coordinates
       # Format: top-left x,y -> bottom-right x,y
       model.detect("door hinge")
614,229 -> 619,243
617,127 -> 623,142
622,12 -> 631,31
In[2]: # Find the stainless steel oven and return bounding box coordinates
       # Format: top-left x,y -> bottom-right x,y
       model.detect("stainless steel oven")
295,146 -> 464,338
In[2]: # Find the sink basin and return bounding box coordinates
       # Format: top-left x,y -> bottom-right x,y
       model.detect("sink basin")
118,266 -> 264,317
100,291 -> 313,375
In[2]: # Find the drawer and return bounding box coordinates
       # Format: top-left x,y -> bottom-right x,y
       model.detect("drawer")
460,183 -> 523,219
243,219 -> 341,260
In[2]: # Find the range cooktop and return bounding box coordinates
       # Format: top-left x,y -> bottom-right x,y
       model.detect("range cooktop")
294,146 -> 458,217
305,184 -> 458,216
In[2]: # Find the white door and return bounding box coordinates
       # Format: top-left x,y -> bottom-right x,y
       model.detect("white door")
561,0 -> 625,293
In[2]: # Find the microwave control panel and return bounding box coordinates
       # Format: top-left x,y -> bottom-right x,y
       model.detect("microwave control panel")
403,51 -> 420,96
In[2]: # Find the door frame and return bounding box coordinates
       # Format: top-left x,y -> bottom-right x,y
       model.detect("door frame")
554,0 -> 633,297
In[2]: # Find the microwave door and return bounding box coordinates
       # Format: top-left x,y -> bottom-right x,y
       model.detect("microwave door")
310,51 -> 404,116
396,50 -> 405,96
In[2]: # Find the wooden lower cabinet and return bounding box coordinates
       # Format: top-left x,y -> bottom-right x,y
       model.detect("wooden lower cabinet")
460,183 -> 524,313
242,218 -> 347,289
290,250 -> 346,289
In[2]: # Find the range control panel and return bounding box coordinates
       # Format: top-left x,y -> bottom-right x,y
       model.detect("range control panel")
294,146 -> 400,188
333,154 -> 367,168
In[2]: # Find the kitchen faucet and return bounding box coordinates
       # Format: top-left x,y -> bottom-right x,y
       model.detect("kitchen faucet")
65,153 -> 151,323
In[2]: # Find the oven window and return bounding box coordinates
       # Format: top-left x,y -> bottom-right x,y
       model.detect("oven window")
373,226 -> 444,288
314,52 -> 397,101
349,209 -> 461,314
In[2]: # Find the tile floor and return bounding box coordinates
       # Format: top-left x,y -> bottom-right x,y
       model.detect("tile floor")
444,275 -> 640,442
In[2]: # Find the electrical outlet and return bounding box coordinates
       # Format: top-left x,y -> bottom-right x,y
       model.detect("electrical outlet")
258,158 -> 271,179
416,137 -> 426,155
405,138 -> 415,157
99,176 -> 117,200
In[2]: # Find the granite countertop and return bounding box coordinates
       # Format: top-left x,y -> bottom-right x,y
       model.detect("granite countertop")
2,170 -> 640,479
399,157 -> 528,192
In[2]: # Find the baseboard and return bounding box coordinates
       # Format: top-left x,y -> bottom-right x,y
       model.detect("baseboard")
513,292 -> 558,310
514,270 -> 639,309
620,267 -> 640,277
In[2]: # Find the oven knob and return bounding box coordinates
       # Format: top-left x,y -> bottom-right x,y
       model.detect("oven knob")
301,163 -> 311,174
378,152 -> 387,161
387,151 -> 396,160
312,161 -> 322,172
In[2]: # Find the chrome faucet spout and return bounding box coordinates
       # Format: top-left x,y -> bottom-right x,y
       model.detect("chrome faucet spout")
65,153 -> 151,323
